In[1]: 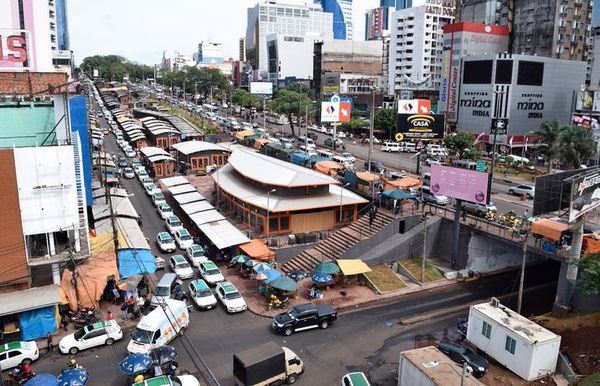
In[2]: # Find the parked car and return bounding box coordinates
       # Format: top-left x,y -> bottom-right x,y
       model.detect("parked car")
117,157 -> 128,168
169,255 -> 194,280
381,142 -> 401,152
199,260 -> 224,285
341,152 -> 356,163
165,215 -> 184,236
174,229 -> 194,250
155,256 -> 166,270
426,158 -> 443,166
272,303 -> 337,336
144,183 -> 160,196
336,131 -> 347,139
461,201 -> 497,217
123,168 -> 135,179
157,203 -> 173,220
156,232 -> 176,253
0,341 -> 39,370
186,244 -> 207,267
364,160 -> 385,173
325,137 -> 344,148
125,148 -> 136,158
215,281 -> 247,313
341,372 -> 371,386
437,340 -> 489,378
508,184 -> 535,199
188,279 -> 217,310
152,192 -> 166,207
307,132 -> 318,141
422,187 -> 449,206
59,320 -> 123,355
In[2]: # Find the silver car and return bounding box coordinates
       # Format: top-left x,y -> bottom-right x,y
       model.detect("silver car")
508,184 -> 535,198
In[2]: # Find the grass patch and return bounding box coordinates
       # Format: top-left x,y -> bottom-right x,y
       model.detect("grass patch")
401,258 -> 444,283
364,265 -> 406,292
533,311 -> 600,332
579,372 -> 600,386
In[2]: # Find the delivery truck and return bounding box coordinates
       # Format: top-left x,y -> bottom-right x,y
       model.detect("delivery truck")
233,342 -> 304,386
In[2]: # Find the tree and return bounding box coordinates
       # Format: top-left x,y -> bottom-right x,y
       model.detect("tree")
557,125 -> 597,170
577,253 -> 600,296
536,120 -> 561,172
272,88 -> 314,136
342,118 -> 369,131
80,55 -> 152,82
374,108 -> 396,137
231,89 -> 262,109
443,132 -> 475,159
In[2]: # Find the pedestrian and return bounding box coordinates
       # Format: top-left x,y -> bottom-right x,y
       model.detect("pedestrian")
46,332 -> 53,352
137,214 -> 143,227
120,301 -> 128,320
523,209 -> 529,222
106,311 -> 114,321
127,296 -> 135,314
203,244 -> 209,255
61,317 -> 68,331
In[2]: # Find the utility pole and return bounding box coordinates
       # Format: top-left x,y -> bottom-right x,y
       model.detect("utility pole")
420,211 -> 428,284
517,232 -> 528,314
368,87 -> 375,173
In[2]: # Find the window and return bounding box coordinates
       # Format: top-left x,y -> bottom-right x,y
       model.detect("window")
8,351 -> 22,358
463,60 -> 493,84
481,321 -> 492,338
495,60 -> 513,84
505,336 -> 516,354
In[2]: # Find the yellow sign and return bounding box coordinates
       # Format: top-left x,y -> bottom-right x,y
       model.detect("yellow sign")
395,133 -> 404,142
323,85 -> 339,93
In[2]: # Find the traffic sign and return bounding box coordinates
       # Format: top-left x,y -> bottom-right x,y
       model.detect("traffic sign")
491,118 -> 508,135
416,140 -> 425,150
476,160 -> 486,172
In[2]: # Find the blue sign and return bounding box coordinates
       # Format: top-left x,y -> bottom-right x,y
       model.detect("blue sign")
341,97 -> 353,113
329,95 -> 353,112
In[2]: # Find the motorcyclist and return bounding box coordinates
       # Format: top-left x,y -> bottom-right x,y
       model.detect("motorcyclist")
20,362 -> 33,380
165,361 -> 178,377
66,358 -> 82,370
134,374 -> 145,383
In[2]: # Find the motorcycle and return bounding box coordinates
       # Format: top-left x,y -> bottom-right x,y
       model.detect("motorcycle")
70,307 -> 102,328
4,368 -> 35,385
267,295 -> 289,311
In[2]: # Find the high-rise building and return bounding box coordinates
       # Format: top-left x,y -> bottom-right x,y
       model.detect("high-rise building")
589,27 -> 600,89
314,0 -> 353,40
245,0 -> 333,74
459,0 -> 510,26
196,41 -> 224,65
439,22 -> 510,123
388,3 -> 456,95
1,0 -> 72,75
239,38 -> 247,62
395,0 -> 414,10
365,6 -> 395,40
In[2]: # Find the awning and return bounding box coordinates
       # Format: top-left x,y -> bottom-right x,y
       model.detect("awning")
90,230 -> 128,254
161,176 -> 189,187
530,219 -> 569,241
356,171 -> 381,182
239,239 -> 276,261
336,259 -> 372,276
180,201 -> 215,215
386,177 -> 422,190
173,191 -> 205,205
0,285 -> 61,316
189,210 -> 225,226
381,189 -> 416,200
235,129 -> 255,140
199,220 -> 250,250
168,184 -> 196,196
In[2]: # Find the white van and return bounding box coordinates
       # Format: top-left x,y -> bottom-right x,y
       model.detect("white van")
381,142 -> 401,152
402,142 -> 417,153
127,299 -> 189,354
427,147 -> 446,157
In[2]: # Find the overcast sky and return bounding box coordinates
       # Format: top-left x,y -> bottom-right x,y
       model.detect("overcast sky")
68,0 -> 379,65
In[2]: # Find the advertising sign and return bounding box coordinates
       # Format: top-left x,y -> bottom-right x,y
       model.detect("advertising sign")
430,164 -> 490,204
0,29 -> 32,71
576,90 -> 594,111
395,113 -> 445,140
250,82 -> 273,95
321,101 -> 350,122
491,118 -> 508,135
569,170 -> 600,223
398,99 -> 431,114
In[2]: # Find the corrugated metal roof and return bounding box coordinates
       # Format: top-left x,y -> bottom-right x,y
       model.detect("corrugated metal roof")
95,217 -> 150,250
173,191 -> 205,205
0,285 -> 61,316
92,193 -> 139,221
140,147 -> 170,158
168,184 -> 197,196
172,141 -> 230,155
189,210 -> 225,226
161,176 -> 189,187
215,164 -> 367,212
227,148 -> 338,187
148,154 -> 175,162
199,220 -> 250,250
180,200 -> 215,215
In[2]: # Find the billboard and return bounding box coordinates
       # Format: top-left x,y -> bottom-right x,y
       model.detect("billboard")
398,99 -> 431,114
569,170 -> 600,223
320,101 -> 351,122
0,29 -> 32,71
395,113 -> 445,141
532,169 -> 583,216
250,81 -> 273,95
430,164 -> 490,204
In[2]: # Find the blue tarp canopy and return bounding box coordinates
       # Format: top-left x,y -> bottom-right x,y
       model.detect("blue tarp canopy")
19,305 -> 56,341
381,189 -> 416,200
118,249 -> 156,279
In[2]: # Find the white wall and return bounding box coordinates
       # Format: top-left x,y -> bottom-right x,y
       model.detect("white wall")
466,307 -> 560,381
398,356 -> 435,386
14,146 -> 79,236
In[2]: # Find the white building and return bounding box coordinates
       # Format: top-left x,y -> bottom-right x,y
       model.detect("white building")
388,2 -> 455,95
245,0 -> 333,74
398,346 -> 485,386
466,299 -> 561,381
266,32 -> 322,81
196,41 -> 224,65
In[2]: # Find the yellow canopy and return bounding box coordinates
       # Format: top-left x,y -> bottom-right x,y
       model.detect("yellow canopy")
235,129 -> 255,140
90,230 -> 128,254
336,259 -> 372,276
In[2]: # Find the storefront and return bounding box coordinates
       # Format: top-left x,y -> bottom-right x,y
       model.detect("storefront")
172,141 -> 231,173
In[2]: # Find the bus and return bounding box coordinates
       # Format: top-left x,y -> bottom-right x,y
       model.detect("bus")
265,112 -> 288,125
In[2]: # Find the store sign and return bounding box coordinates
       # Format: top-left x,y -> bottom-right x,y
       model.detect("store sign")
398,99 -> 431,114
250,82 -> 273,95
569,170 -> 600,223
396,113 -> 445,140
430,164 -> 490,204
516,93 -> 544,119
425,0 -> 456,17
321,101 -> 351,122
0,29 -> 31,70
460,91 -> 491,117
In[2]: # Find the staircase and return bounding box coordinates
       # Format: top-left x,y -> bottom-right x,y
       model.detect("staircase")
281,209 -> 396,274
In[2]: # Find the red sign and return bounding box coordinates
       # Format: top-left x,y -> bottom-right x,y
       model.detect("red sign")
0,30 -> 31,70
339,102 -> 351,122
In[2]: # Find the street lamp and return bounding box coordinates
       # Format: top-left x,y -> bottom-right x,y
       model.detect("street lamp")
368,86 -> 377,173
521,130 -> 535,167
266,188 -> 276,238
339,183 -> 350,223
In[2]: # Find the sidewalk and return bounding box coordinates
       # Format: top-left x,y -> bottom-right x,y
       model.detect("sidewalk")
223,266 -> 454,318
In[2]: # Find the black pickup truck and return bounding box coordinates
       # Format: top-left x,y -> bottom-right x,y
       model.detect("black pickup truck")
272,303 -> 337,336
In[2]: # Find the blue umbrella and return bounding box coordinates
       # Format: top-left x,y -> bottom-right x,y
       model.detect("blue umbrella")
269,277 -> 298,291
24,374 -> 59,386
57,368 -> 89,386
312,272 -> 333,284
230,254 -> 249,265
244,259 -> 257,268
253,262 -> 272,273
264,269 -> 282,283
119,353 -> 153,375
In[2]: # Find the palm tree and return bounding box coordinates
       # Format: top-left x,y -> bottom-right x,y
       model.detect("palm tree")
557,125 -> 597,170
536,120 -> 561,172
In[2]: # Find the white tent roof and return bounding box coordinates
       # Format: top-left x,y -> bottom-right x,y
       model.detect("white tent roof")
0,285 -> 61,316
168,184 -> 197,196
173,191 -> 205,205
140,146 -> 170,158
172,141 -> 229,155
161,176 -> 189,187
199,220 -> 250,250
190,210 -> 225,226
180,200 -> 215,215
